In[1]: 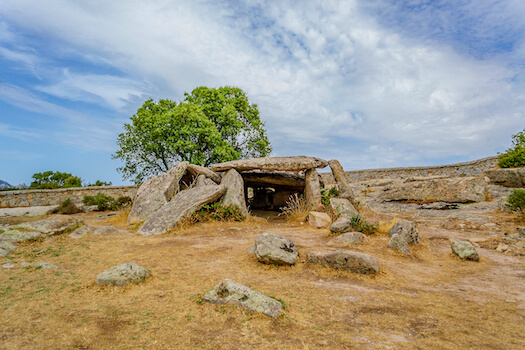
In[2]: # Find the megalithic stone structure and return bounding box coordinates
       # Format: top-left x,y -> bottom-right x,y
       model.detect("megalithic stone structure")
328,159 -> 355,202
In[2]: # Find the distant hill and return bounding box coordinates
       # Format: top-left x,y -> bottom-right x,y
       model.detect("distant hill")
0,179 -> 12,189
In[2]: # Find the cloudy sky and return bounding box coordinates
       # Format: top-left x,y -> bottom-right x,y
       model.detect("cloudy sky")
1,0 -> 524,186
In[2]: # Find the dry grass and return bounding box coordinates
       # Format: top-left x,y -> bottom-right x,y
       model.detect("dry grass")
279,193 -> 310,223
0,211 -> 524,349
377,218 -> 400,235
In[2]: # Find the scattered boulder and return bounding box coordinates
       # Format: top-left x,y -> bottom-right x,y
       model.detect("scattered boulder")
139,185 -> 226,236
330,232 -> 366,245
187,164 -> 222,184
220,169 -> 248,217
382,176 -> 487,203
388,219 -> 419,245
0,229 -> 42,242
307,250 -> 379,274
34,262 -> 60,269
451,241 -> 479,261
14,217 -> 81,235
211,156 -> 328,172
329,217 -> 352,234
95,263 -> 151,286
127,161 -> 189,224
328,159 -> 355,201
304,169 -> 323,211
387,233 -> 411,255
329,198 -> 359,218
484,168 -> 525,187
0,241 -> 16,256
308,211 -> 332,229
254,232 -> 298,265
203,279 -> 283,318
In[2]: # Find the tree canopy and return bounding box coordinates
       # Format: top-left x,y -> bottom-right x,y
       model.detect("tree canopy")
113,86 -> 271,184
29,171 -> 82,189
498,129 -> 525,168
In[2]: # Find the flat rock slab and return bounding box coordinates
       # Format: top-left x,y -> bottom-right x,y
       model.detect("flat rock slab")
14,217 -> 81,235
95,263 -> 151,286
220,169 -> 248,217
382,176 -> 487,203
330,232 -> 366,245
388,219 -> 420,245
211,156 -> 328,172
484,168 -> 525,187
0,241 -> 16,256
307,250 -> 379,274
128,161 -> 189,224
203,279 -> 283,318
0,229 -> 43,242
308,211 -> 332,229
451,241 -> 479,261
139,185 -> 226,236
0,205 -> 59,218
387,233 -> 411,255
254,232 -> 298,265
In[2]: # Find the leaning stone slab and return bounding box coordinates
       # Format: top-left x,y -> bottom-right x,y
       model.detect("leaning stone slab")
95,263 -> 151,286
387,233 -> 411,255
484,168 -> 525,187
195,175 -> 216,187
187,164 -> 222,184
388,219 -> 420,245
211,156 -> 328,172
0,242 -> 16,256
220,169 -> 248,217
329,198 -> 359,218
0,229 -> 43,242
128,161 -> 189,224
451,241 -> 479,261
203,279 -> 283,318
328,159 -> 355,201
329,217 -> 353,234
254,232 -> 298,265
382,176 -> 486,203
138,185 -> 226,236
308,211 -> 332,228
15,217 -> 81,235
330,232 -> 366,245
304,169 -> 323,211
307,251 -> 379,274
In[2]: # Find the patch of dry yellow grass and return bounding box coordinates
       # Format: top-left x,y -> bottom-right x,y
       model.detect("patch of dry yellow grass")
377,218 -> 400,235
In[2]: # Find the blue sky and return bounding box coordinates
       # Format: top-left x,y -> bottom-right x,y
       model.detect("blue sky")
0,0 -> 524,186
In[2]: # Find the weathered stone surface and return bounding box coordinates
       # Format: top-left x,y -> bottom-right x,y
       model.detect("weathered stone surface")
34,262 -> 60,269
128,161 -> 189,224
211,156 -> 328,172
95,263 -> 151,286
69,225 -> 93,239
139,185 -> 226,236
0,205 -> 60,218
331,232 -> 366,245
16,217 -> 81,235
517,226 -> 525,236
329,217 -> 352,234
329,198 -> 359,218
0,229 -> 42,242
254,232 -> 298,265
241,171 -> 305,190
307,251 -> 379,274
203,279 -> 283,318
420,202 -> 459,210
0,241 -> 16,256
387,233 -> 411,255
388,219 -> 419,245
484,168 -> 525,187
308,211 -> 332,228
220,169 -> 248,217
304,169 -> 323,211
195,175 -> 216,187
451,241 -> 479,261
187,164 -> 222,184
328,159 -> 355,201
382,176 -> 487,203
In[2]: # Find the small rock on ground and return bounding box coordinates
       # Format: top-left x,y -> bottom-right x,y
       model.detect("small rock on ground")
254,232 -> 298,265
34,262 -> 60,269
307,250 -> 379,274
388,219 -> 420,245
451,241 -> 479,261
95,263 -> 151,286
387,233 -> 411,255
308,211 -> 331,229
330,232 -> 366,245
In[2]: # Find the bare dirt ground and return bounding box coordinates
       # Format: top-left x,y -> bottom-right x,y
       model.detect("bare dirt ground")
1,191 -> 525,349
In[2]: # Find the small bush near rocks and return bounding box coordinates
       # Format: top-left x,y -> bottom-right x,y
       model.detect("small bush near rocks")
350,215 -> 377,235
190,203 -> 244,223
116,196 -> 133,208
321,186 -> 339,207
58,198 -> 82,215
83,193 -> 118,211
506,189 -> 525,219
498,129 -> 525,168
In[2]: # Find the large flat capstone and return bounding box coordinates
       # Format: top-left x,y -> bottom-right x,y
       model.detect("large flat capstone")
138,185 -> 226,236
211,156 -> 328,172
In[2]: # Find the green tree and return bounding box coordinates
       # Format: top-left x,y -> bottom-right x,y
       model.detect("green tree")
29,171 -> 82,189
113,86 -> 272,184
498,129 -> 525,168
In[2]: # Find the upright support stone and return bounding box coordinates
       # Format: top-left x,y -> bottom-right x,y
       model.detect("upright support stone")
220,169 -> 248,217
328,159 -> 355,202
304,169 -> 323,211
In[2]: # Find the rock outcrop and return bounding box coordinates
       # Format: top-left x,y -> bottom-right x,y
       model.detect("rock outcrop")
328,159 -> 355,201
0,229 -> 42,242
388,219 -> 419,245
95,263 -> 151,286
254,232 -> 298,265
220,169 -> 248,217
128,162 -> 189,224
329,198 -> 359,218
15,217 -> 81,235
139,185 -> 226,236
307,250 -> 379,274
203,279 -> 283,318
484,168 -> 525,187
211,156 -> 328,172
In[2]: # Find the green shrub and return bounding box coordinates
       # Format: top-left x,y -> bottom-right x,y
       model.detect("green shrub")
58,198 -> 82,215
29,171 -> 82,189
190,203 -> 244,223
86,180 -> 112,187
82,193 -> 118,211
349,215 -> 376,235
116,196 -> 133,208
498,130 -> 525,168
506,189 -> 525,213
321,186 -> 339,207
